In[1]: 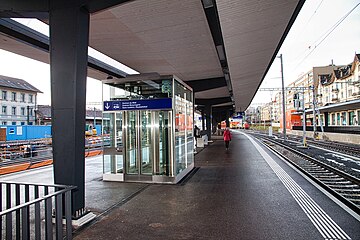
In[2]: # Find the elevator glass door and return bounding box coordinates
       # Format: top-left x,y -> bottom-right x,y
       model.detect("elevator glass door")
124,110 -> 172,180
157,111 -> 171,176
125,111 -> 138,174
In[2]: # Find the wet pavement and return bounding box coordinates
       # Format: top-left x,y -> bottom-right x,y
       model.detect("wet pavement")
73,132 -> 360,240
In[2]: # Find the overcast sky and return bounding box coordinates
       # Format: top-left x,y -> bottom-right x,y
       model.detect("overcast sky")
0,0 -> 359,109
252,0 -> 360,106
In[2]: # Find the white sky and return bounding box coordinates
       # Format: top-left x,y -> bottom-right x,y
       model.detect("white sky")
0,0 -> 359,109
252,0 -> 360,106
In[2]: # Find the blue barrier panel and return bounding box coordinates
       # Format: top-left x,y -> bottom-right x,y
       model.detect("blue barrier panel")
26,125 -> 52,140
95,125 -> 102,135
5,125 -> 26,141
0,125 -> 52,141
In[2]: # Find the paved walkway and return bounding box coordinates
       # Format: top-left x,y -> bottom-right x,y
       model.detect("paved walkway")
73,131 -> 360,240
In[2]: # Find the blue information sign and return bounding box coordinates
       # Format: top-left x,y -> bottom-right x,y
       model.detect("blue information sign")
103,98 -> 172,111
233,111 -> 245,119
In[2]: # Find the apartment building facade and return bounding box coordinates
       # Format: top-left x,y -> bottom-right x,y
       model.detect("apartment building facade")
317,54 -> 360,126
0,75 -> 42,126
257,54 -> 360,129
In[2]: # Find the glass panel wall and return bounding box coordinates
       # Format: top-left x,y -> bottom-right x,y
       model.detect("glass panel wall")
102,112 -> 123,174
186,90 -> 194,166
174,94 -> 186,174
174,79 -> 194,175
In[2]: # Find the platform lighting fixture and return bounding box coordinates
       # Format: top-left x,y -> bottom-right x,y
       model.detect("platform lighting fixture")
202,0 -> 214,8
216,45 -> 226,61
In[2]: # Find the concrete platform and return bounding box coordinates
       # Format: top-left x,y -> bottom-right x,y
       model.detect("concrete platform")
73,131 -> 359,239
1,131 -> 359,239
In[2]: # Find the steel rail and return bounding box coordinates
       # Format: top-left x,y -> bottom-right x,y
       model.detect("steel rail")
249,132 -> 360,214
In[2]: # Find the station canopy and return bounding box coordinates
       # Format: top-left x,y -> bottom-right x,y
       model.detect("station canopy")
0,0 -> 304,112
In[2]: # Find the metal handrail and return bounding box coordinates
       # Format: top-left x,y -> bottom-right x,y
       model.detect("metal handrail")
0,181 -> 76,240
0,187 -> 75,215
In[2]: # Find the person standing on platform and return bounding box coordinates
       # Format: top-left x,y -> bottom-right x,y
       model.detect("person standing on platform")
223,127 -> 231,150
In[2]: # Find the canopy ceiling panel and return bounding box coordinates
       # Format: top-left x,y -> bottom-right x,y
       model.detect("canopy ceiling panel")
195,86 -> 229,99
90,0 -> 223,82
216,0 -> 301,111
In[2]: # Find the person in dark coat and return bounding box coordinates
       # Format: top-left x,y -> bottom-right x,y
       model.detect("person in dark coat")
223,127 -> 231,150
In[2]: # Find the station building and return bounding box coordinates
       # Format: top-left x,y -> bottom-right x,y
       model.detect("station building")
0,75 -> 41,126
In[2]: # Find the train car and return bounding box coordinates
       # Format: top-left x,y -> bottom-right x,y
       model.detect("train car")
243,122 -> 250,129
230,118 -> 242,129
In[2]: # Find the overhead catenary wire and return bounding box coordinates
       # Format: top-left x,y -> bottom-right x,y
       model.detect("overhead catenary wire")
293,2 -> 360,71
294,0 -> 324,40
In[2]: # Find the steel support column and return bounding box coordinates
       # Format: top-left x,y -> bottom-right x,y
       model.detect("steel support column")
49,5 -> 89,214
201,110 -> 205,131
225,110 -> 230,127
205,105 -> 212,141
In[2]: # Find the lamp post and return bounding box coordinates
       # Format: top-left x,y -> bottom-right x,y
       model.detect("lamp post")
278,54 -> 286,141
93,107 -> 96,127
27,106 -> 30,125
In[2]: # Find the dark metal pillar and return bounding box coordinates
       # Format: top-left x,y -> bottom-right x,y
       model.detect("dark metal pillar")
205,105 -> 212,140
225,110 -> 230,127
201,110 -> 205,131
49,4 -> 89,215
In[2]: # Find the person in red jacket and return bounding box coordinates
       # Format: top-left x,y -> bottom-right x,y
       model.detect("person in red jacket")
223,127 -> 232,150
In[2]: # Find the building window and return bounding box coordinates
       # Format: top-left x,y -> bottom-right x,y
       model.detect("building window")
11,92 -> 16,101
12,122 -> 16,125
29,122 -> 33,125
12,107 -> 16,116
2,121 -> 7,125
21,122 -> 25,125
349,111 -> 355,125
29,108 -> 33,116
21,93 -> 25,102
341,112 -> 347,125
331,113 -> 335,125
2,91 -> 7,100
21,107 -> 25,116
29,94 -> 33,103
2,106 -> 7,115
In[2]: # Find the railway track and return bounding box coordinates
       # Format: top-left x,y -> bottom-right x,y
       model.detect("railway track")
250,130 -> 360,158
306,139 -> 360,158
250,132 -> 360,214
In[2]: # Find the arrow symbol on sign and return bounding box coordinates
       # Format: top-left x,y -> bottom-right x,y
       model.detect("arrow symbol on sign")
105,103 -> 110,110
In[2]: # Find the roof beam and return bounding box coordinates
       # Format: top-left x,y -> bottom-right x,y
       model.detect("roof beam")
0,0 -> 48,18
86,0 -> 133,14
201,0 -> 233,103
187,77 -> 226,92
0,18 -> 127,78
0,0 -> 133,18
196,97 -> 232,106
